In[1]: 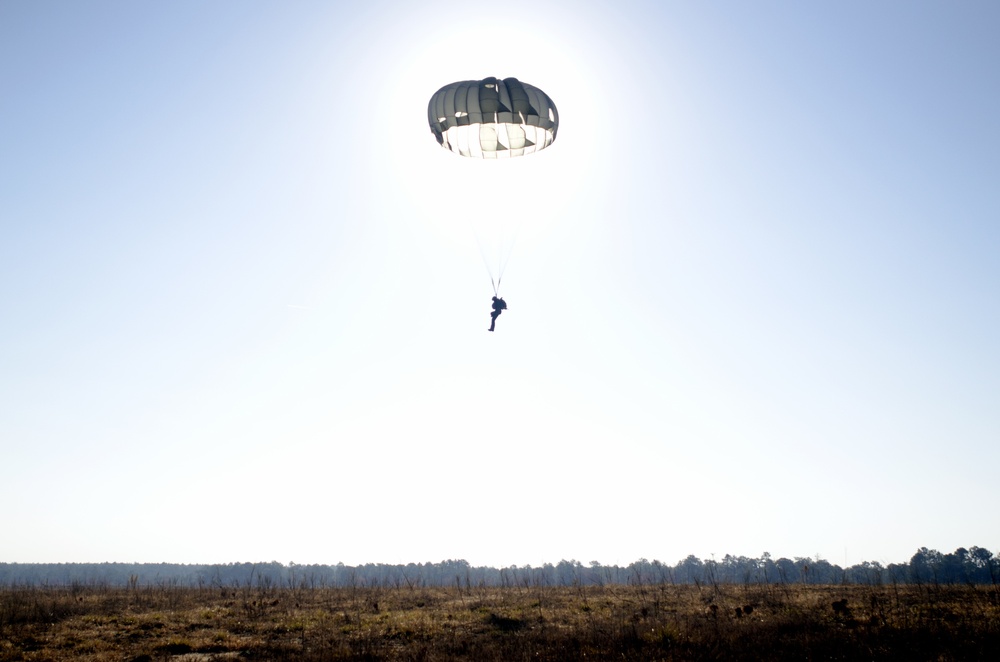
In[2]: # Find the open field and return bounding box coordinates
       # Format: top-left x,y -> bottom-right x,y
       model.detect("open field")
2,581 -> 999,661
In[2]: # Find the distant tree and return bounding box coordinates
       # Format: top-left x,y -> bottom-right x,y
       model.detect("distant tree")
910,547 -> 944,583
846,561 -> 884,585
676,555 -> 703,584
939,548 -> 969,584
773,557 -> 797,584
968,547 -> 998,584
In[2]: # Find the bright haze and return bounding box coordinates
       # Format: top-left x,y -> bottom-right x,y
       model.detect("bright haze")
2,1 -> 997,567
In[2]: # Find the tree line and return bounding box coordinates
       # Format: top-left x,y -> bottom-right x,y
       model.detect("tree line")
1,546 -> 996,588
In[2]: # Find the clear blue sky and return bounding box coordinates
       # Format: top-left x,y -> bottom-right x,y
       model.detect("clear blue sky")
2,0 -> 998,567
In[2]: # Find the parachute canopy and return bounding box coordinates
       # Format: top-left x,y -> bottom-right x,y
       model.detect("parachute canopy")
428,77 -> 558,159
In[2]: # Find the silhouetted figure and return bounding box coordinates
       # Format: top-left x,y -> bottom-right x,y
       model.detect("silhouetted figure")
488,296 -> 507,332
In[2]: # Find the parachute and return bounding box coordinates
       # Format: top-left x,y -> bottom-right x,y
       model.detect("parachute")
427,77 -> 558,302
428,77 -> 558,159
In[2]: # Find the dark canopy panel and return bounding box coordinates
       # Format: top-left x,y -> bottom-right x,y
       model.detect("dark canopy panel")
428,77 -> 558,158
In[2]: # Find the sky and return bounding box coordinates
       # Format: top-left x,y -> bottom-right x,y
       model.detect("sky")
1,0 -> 998,568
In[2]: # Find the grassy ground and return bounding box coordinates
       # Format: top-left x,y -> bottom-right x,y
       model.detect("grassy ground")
2,581 -> 999,660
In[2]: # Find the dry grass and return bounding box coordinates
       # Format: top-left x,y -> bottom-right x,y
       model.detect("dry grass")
2,581 -> 999,660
